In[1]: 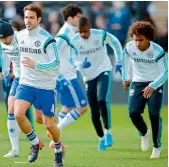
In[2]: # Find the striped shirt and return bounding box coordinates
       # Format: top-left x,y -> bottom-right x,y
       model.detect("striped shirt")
122,41 -> 168,90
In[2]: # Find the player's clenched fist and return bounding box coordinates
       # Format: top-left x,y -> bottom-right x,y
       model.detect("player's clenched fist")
123,81 -> 130,91
22,57 -> 36,69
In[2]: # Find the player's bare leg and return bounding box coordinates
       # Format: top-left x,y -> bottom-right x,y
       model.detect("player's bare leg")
14,100 -> 41,163
34,109 -> 43,124
43,115 -> 64,166
49,106 -> 88,149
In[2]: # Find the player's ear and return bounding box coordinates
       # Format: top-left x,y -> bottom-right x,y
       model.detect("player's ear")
67,16 -> 73,22
38,17 -> 41,23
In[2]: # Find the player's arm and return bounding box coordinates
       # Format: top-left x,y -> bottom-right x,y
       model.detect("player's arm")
1,49 -> 11,76
143,52 -> 167,99
104,31 -> 123,74
0,48 -> 12,86
69,40 -> 82,70
36,39 -> 60,70
23,38 -> 60,70
105,32 -> 123,64
122,46 -> 132,91
149,53 -> 168,90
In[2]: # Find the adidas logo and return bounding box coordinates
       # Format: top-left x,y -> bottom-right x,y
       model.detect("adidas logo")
133,52 -> 136,56
159,89 -> 162,93
79,46 -> 84,49
20,40 -> 24,44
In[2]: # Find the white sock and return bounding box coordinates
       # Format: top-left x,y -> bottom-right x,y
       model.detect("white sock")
104,129 -> 112,134
26,130 -> 39,145
7,114 -> 20,152
57,109 -> 81,129
58,111 -> 67,123
54,141 -> 62,153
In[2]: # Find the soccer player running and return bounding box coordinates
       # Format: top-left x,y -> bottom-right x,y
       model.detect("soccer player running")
48,3 -> 88,148
70,17 -> 123,151
0,19 -> 38,158
14,4 -> 64,166
0,20 -> 20,158
122,21 -> 168,158
10,20 -> 35,132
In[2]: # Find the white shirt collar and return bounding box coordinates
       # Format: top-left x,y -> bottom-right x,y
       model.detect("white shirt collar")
26,26 -> 40,36
64,22 -> 78,33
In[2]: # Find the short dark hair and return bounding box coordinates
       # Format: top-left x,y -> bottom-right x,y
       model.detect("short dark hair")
24,4 -> 41,18
128,21 -> 156,41
62,3 -> 82,21
10,20 -> 22,31
79,16 -> 90,27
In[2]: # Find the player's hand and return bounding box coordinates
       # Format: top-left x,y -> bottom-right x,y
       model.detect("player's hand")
22,57 -> 36,69
142,86 -> 154,98
123,81 -> 130,91
4,75 -> 11,87
82,57 -> 91,69
10,72 -> 15,80
115,64 -> 122,75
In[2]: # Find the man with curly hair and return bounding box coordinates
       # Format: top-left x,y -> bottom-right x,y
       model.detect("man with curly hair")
122,21 -> 168,158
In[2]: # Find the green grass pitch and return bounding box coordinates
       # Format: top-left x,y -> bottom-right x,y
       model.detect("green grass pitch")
0,103 -> 167,167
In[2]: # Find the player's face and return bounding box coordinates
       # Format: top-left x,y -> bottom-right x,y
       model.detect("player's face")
24,10 -> 41,31
133,34 -> 150,51
79,26 -> 90,39
72,13 -> 81,27
0,35 -> 13,45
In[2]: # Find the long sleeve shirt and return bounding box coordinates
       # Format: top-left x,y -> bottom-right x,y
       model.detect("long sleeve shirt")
70,29 -> 123,82
122,41 -> 168,90
0,33 -> 20,78
55,22 -> 78,80
17,26 -> 60,90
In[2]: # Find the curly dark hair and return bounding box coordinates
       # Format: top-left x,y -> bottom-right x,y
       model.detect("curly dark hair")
128,21 -> 156,41
62,3 -> 82,21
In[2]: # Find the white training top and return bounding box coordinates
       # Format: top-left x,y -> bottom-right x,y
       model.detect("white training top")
70,29 -> 123,82
122,41 -> 168,90
55,22 -> 78,80
0,32 -> 20,78
17,26 -> 60,90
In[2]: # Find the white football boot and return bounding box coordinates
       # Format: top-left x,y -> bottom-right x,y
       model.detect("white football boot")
141,129 -> 150,152
4,150 -> 19,158
150,147 -> 161,158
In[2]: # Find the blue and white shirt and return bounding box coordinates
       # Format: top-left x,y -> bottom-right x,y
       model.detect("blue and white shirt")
0,33 -> 20,78
55,22 -> 78,80
17,26 -> 60,90
122,41 -> 168,90
70,29 -> 123,82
